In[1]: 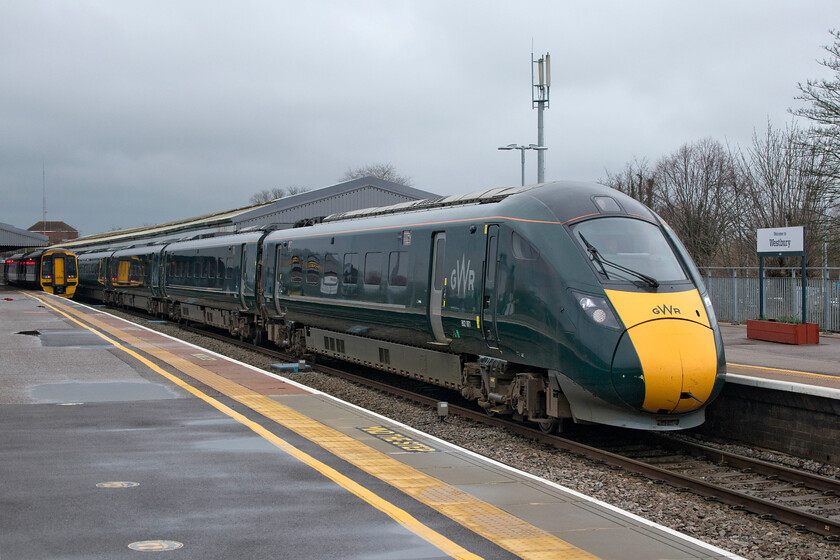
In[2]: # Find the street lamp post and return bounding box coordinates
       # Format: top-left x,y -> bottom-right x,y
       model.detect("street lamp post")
497,144 -> 547,186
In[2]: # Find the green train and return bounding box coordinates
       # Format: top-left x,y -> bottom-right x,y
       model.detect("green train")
74,181 -> 725,431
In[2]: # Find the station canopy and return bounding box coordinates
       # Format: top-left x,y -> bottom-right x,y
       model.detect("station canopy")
0,222 -> 49,252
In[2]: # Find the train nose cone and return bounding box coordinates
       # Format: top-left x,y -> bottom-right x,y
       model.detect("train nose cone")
613,319 -> 717,413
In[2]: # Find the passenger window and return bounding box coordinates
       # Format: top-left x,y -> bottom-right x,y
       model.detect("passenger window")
306,255 -> 320,284
290,256 -> 303,283
324,253 -> 339,286
388,251 -> 407,287
433,238 -> 445,291
343,253 -> 359,284
41,256 -> 53,279
364,252 -> 382,285
511,231 -> 539,260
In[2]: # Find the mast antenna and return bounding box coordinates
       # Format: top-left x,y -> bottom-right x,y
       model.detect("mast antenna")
532,52 -> 550,183
42,161 -> 47,234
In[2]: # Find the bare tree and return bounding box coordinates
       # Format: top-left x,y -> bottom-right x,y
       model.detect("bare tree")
340,163 -> 412,186
602,157 -> 656,207
792,29 -> 840,184
736,121 -> 838,269
654,138 -> 739,268
249,186 -> 308,205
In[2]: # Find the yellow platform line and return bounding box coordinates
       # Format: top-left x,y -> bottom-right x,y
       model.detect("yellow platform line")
727,362 -> 840,381
36,294 -> 599,560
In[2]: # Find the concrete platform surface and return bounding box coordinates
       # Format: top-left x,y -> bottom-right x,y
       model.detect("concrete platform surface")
721,323 -> 840,397
0,287 -> 742,560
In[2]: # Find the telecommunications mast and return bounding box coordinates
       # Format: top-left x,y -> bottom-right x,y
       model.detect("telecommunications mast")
41,161 -> 47,234
532,52 -> 550,183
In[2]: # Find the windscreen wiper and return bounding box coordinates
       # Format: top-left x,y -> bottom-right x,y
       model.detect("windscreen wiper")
578,233 -> 610,279
579,234 -> 659,288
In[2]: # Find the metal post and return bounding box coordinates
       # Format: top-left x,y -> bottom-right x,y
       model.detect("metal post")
537,104 -> 545,183
532,52 -> 549,184
520,148 -> 526,187
825,237 -> 829,331
802,254 -> 807,325
732,269 -> 739,325
759,256 -> 765,320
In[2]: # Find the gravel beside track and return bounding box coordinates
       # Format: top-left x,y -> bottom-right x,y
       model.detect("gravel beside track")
122,314 -> 839,560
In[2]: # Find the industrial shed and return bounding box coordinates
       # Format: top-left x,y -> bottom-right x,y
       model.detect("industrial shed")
58,177 -> 440,250
233,177 -> 439,230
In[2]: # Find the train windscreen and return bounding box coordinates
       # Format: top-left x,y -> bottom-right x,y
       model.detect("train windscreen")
572,217 -> 687,285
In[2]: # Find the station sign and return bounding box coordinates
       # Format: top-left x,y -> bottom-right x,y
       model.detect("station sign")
756,226 -> 805,257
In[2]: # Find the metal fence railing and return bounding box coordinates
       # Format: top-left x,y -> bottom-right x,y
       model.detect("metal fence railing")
700,267 -> 840,332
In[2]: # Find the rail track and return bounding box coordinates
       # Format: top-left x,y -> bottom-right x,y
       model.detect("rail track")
137,315 -> 840,539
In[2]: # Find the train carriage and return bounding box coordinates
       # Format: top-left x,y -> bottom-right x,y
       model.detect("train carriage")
107,244 -> 168,313
259,181 -> 725,430
72,181 -> 724,431
161,231 -> 265,339
4,248 -> 78,298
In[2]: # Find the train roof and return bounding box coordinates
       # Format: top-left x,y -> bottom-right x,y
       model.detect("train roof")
322,184 -> 537,223
320,181 -> 656,226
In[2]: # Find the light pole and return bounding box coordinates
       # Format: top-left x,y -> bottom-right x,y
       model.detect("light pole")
497,143 -> 547,186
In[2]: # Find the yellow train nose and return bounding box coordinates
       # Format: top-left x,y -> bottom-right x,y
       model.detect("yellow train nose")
626,319 -> 718,413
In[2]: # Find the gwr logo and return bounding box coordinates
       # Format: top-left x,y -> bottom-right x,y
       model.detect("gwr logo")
450,255 -> 475,298
652,304 -> 681,316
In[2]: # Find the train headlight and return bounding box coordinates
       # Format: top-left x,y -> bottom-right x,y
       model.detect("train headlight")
572,291 -> 621,329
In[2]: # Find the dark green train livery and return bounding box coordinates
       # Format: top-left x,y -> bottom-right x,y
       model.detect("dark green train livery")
72,181 -> 726,430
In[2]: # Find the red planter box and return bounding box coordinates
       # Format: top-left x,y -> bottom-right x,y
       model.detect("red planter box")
746,320 -> 820,345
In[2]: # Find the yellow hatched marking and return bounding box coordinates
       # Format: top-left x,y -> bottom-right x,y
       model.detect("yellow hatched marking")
37,295 -> 600,560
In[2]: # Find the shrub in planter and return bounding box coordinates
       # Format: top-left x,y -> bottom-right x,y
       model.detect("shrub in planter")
746,317 -> 819,345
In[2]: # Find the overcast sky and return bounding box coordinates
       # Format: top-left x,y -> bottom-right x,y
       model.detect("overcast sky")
1,1 -> 838,236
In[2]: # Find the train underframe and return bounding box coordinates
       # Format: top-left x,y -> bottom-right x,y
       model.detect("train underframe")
97,291 -> 655,432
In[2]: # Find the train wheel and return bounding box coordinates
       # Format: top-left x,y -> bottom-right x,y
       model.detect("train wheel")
537,420 -> 557,434
483,407 -> 496,417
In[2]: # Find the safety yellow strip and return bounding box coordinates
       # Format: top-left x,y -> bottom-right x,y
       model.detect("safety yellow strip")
25,294 -> 479,560
727,362 -> 840,381
32,294 -> 599,560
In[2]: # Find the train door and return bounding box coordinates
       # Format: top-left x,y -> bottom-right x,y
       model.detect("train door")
53,254 -> 66,290
429,232 -> 449,344
239,243 -> 249,309
481,224 -> 500,348
150,251 -> 161,297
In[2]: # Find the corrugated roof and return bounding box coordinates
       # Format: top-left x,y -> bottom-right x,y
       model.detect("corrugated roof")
232,177 -> 439,225
0,222 -> 49,249
56,201 -> 274,249
57,177 -> 439,251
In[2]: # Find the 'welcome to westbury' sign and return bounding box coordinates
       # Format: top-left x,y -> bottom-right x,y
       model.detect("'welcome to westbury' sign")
756,226 -> 805,257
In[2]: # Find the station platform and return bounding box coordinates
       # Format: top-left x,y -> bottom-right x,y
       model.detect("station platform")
721,323 -> 840,399
0,286 -> 741,560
